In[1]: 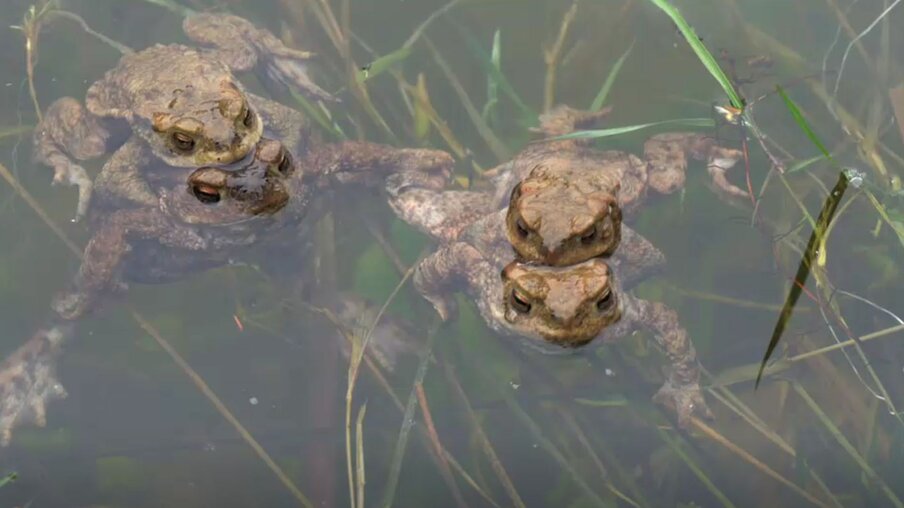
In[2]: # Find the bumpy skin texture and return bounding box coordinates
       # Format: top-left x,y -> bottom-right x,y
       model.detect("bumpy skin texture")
33,13 -> 333,221
490,105 -> 745,266
1,136 -> 453,445
386,171 -> 711,427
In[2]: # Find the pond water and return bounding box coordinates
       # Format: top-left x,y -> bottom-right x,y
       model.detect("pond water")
2,0 -> 904,506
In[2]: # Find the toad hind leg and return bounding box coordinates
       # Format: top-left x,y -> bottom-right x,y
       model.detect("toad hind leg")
33,98 -> 120,221
643,133 -> 746,200
620,293 -> 713,429
52,208 -> 178,321
532,104 -> 613,151
183,13 -> 336,103
613,225 -> 666,290
92,137 -> 158,210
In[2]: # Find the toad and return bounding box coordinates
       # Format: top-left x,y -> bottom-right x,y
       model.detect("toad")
488,105 -> 745,266
1,138 -> 453,445
34,12 -> 335,221
385,171 -> 711,427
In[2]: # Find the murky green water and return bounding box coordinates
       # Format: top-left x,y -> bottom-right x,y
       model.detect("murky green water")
2,0 -> 904,506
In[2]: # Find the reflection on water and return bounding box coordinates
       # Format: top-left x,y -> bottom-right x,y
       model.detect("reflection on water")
2,0 -> 904,506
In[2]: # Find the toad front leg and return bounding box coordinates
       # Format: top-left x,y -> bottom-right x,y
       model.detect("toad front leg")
309,142 -> 454,191
92,138 -> 159,210
183,13 -> 336,102
414,242 -> 493,322
33,98 -> 122,221
616,293 -> 713,428
385,173 -> 493,242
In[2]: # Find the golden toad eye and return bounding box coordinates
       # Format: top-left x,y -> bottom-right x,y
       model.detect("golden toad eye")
596,289 -> 614,312
242,107 -> 254,128
580,225 -> 597,245
509,182 -> 522,202
171,132 -> 196,153
191,183 -> 221,204
278,152 -> 292,175
510,290 -> 532,314
515,218 -> 530,239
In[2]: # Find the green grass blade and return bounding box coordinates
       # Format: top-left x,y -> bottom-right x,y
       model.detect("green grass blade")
358,46 -> 414,83
0,472 -> 17,489
776,85 -> 835,164
787,154 -> 828,173
590,40 -> 634,112
755,171 -> 850,387
137,0 -> 194,16
481,29 -> 502,122
454,22 -> 537,124
551,117 -> 715,141
359,0 -> 460,83
646,0 -> 744,109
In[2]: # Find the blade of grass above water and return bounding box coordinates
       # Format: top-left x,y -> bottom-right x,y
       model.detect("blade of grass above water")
550,117 -> 715,141
590,40 -> 635,112
755,171 -> 849,388
646,0 -> 744,109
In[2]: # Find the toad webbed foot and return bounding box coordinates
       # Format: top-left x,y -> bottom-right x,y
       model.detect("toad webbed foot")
619,295 -> 712,429
33,97 -> 112,222
0,325 -> 71,446
652,380 -> 714,430
50,160 -> 94,222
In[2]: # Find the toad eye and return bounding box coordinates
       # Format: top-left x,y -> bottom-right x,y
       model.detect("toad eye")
510,290 -> 532,314
242,107 -> 254,128
509,182 -> 523,202
191,183 -> 221,204
515,218 -> 531,239
580,226 -> 597,245
171,132 -> 196,153
596,289 -> 614,312
278,152 -> 292,175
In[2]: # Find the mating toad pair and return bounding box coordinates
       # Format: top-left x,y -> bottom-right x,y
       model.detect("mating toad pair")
388,105 -> 746,427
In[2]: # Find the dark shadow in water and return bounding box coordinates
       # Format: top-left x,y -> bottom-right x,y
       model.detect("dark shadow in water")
755,170 -> 850,388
